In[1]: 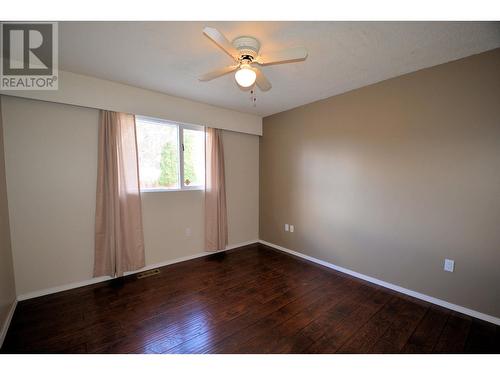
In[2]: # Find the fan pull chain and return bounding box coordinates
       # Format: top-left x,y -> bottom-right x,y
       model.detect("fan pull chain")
250,89 -> 257,107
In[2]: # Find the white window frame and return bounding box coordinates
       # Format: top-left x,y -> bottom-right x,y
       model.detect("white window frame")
136,115 -> 205,193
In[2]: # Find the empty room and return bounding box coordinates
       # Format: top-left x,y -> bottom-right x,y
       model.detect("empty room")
1,2 -> 500,372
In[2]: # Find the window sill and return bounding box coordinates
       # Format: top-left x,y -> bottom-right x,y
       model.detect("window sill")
141,187 -> 205,193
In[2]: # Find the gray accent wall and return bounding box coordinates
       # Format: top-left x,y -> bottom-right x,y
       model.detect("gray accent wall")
260,48 -> 500,318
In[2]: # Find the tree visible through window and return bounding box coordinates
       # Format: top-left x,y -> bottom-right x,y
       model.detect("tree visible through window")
183,128 -> 204,187
159,141 -> 178,187
136,116 -> 204,190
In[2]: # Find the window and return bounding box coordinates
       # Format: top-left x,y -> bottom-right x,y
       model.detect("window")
136,116 -> 205,191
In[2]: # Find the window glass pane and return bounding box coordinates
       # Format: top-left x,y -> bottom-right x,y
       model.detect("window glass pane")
183,128 -> 205,187
136,118 -> 179,189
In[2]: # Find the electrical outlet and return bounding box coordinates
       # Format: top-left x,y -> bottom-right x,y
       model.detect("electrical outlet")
185,227 -> 192,237
284,224 -> 289,232
289,225 -> 295,233
444,259 -> 454,272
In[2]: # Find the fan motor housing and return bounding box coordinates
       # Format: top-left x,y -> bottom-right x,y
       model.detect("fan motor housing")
232,36 -> 260,61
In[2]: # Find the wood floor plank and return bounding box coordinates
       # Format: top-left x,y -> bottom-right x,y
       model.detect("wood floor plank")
1,243 -> 497,354
301,287 -> 393,353
368,297 -> 429,353
464,318 -> 499,353
88,253 -> 329,353
229,278 -> 362,353
208,277 -> 354,353
433,312 -> 472,353
89,260 -> 312,352
337,296 -> 420,353
163,275 -> 329,353
140,265 -> 330,353
401,306 -> 450,353
161,271 -> 334,353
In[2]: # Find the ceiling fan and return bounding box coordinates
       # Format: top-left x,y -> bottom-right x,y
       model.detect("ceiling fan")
199,27 -> 308,91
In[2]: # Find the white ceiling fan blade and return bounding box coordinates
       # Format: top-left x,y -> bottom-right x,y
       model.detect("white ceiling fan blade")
203,27 -> 239,60
257,47 -> 308,65
253,66 -> 272,91
199,65 -> 239,81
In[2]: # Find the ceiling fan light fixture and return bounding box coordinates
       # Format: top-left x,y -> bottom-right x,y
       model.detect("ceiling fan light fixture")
200,27 -> 307,92
234,64 -> 256,88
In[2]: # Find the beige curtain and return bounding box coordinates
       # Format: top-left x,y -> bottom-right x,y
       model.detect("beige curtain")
94,110 -> 145,277
205,127 -> 228,251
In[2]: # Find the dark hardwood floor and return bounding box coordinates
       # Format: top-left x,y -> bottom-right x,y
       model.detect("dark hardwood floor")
1,243 -> 499,354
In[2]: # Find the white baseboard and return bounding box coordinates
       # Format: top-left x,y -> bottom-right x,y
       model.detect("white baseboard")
0,298 -> 17,349
17,240 -> 259,301
15,238 -> 498,326
259,240 -> 500,326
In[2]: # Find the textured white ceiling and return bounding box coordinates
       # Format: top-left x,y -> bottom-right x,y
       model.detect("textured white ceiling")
59,21 -> 500,117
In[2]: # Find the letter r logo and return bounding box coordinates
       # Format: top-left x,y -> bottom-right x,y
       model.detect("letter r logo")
2,23 -> 54,75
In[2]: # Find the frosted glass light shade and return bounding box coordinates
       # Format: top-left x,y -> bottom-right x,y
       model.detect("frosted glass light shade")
235,65 -> 256,87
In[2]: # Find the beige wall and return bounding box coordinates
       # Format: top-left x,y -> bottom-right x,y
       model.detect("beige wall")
260,48 -> 500,318
141,129 -> 259,265
0,97 -> 16,335
1,95 -> 259,297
